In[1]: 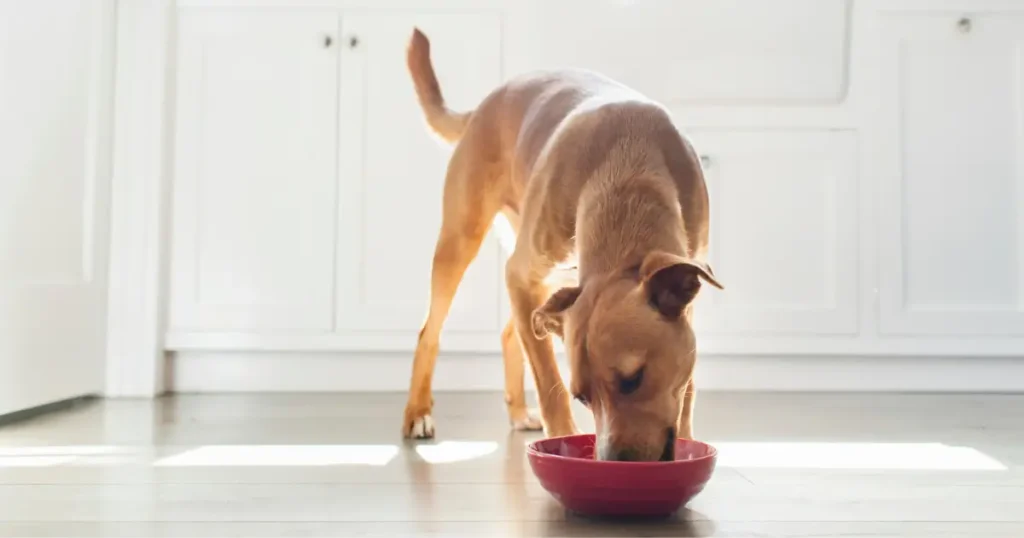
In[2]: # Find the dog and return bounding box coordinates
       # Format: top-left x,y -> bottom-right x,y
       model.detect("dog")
401,29 -> 723,462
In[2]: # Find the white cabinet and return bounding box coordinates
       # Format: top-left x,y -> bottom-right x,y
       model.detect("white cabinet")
1,0 -> 114,412
334,13 -> 504,337
874,12 -> 1024,336
506,0 -> 849,105
167,9 -> 504,346
688,130 -> 859,336
162,1 -> 1024,361
169,11 -> 340,332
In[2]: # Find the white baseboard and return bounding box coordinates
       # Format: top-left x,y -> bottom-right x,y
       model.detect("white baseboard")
168,352 -> 1024,393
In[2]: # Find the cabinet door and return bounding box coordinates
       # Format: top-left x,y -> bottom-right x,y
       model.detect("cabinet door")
335,13 -> 504,336
169,11 -> 339,332
687,130 -> 859,336
874,13 -> 1024,336
506,0 -> 848,105
0,0 -> 113,412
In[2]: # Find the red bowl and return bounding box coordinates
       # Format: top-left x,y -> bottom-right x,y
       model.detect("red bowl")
526,434 -> 717,518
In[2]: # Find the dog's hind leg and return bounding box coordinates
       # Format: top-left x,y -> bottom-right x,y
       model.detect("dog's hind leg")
402,153 -> 500,439
492,210 -> 541,431
501,318 -> 542,431
402,225 -> 491,438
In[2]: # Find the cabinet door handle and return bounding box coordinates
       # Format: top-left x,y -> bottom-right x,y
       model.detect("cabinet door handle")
348,35 -> 360,49
699,155 -> 712,168
323,35 -> 333,48
957,17 -> 972,33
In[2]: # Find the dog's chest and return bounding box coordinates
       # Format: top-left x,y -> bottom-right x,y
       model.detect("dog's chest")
555,255 -> 578,272
547,254 -> 580,288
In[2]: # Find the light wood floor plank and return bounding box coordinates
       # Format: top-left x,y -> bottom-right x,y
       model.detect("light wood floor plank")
0,392 -> 1022,536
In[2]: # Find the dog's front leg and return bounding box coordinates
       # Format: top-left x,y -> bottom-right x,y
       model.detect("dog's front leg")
506,266 -> 577,438
677,377 -> 696,440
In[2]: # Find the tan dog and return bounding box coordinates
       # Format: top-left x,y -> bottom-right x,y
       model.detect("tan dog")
401,29 -> 722,461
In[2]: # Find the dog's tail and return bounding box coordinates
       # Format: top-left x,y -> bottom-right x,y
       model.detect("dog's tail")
407,28 -> 471,144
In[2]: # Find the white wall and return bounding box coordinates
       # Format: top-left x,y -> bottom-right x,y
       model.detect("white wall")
0,1 -> 116,414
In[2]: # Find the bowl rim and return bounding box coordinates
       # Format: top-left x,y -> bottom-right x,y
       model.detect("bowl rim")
525,433 -> 718,467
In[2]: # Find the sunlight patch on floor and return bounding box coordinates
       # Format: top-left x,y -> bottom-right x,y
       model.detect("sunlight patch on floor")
0,445 -> 126,467
712,441 -> 1006,471
153,445 -> 400,467
415,441 -> 499,464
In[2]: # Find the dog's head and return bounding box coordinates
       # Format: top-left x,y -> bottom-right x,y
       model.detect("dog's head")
532,250 -> 721,461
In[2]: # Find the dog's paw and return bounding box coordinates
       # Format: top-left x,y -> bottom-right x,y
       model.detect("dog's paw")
510,409 -> 543,431
403,414 -> 435,439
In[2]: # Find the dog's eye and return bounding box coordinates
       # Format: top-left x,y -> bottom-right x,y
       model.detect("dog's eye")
573,393 -> 589,407
618,367 -> 645,395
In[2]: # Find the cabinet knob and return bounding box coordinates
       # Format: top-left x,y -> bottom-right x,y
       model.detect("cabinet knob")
699,155 -> 712,168
957,16 -> 972,33
323,35 -> 333,48
348,35 -> 360,49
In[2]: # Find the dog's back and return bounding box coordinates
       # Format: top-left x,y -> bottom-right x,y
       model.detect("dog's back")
407,29 -> 708,256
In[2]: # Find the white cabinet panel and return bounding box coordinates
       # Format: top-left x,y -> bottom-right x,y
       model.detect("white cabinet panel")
169,11 -> 339,332
507,0 -> 849,105
688,130 -> 859,335
0,0 -> 114,413
876,13 -> 1024,336
335,13 -> 504,335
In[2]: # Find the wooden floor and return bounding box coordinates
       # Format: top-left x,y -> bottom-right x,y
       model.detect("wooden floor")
1,392 -> 1023,537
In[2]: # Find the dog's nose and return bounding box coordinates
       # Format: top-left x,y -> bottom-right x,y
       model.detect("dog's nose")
609,447 -> 640,462
659,427 -> 676,461
604,432 -> 676,462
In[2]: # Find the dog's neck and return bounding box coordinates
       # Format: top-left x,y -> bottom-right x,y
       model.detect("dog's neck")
575,173 -> 688,283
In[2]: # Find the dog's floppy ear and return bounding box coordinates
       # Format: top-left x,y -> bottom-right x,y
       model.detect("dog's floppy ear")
531,287 -> 582,339
640,251 -> 723,319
